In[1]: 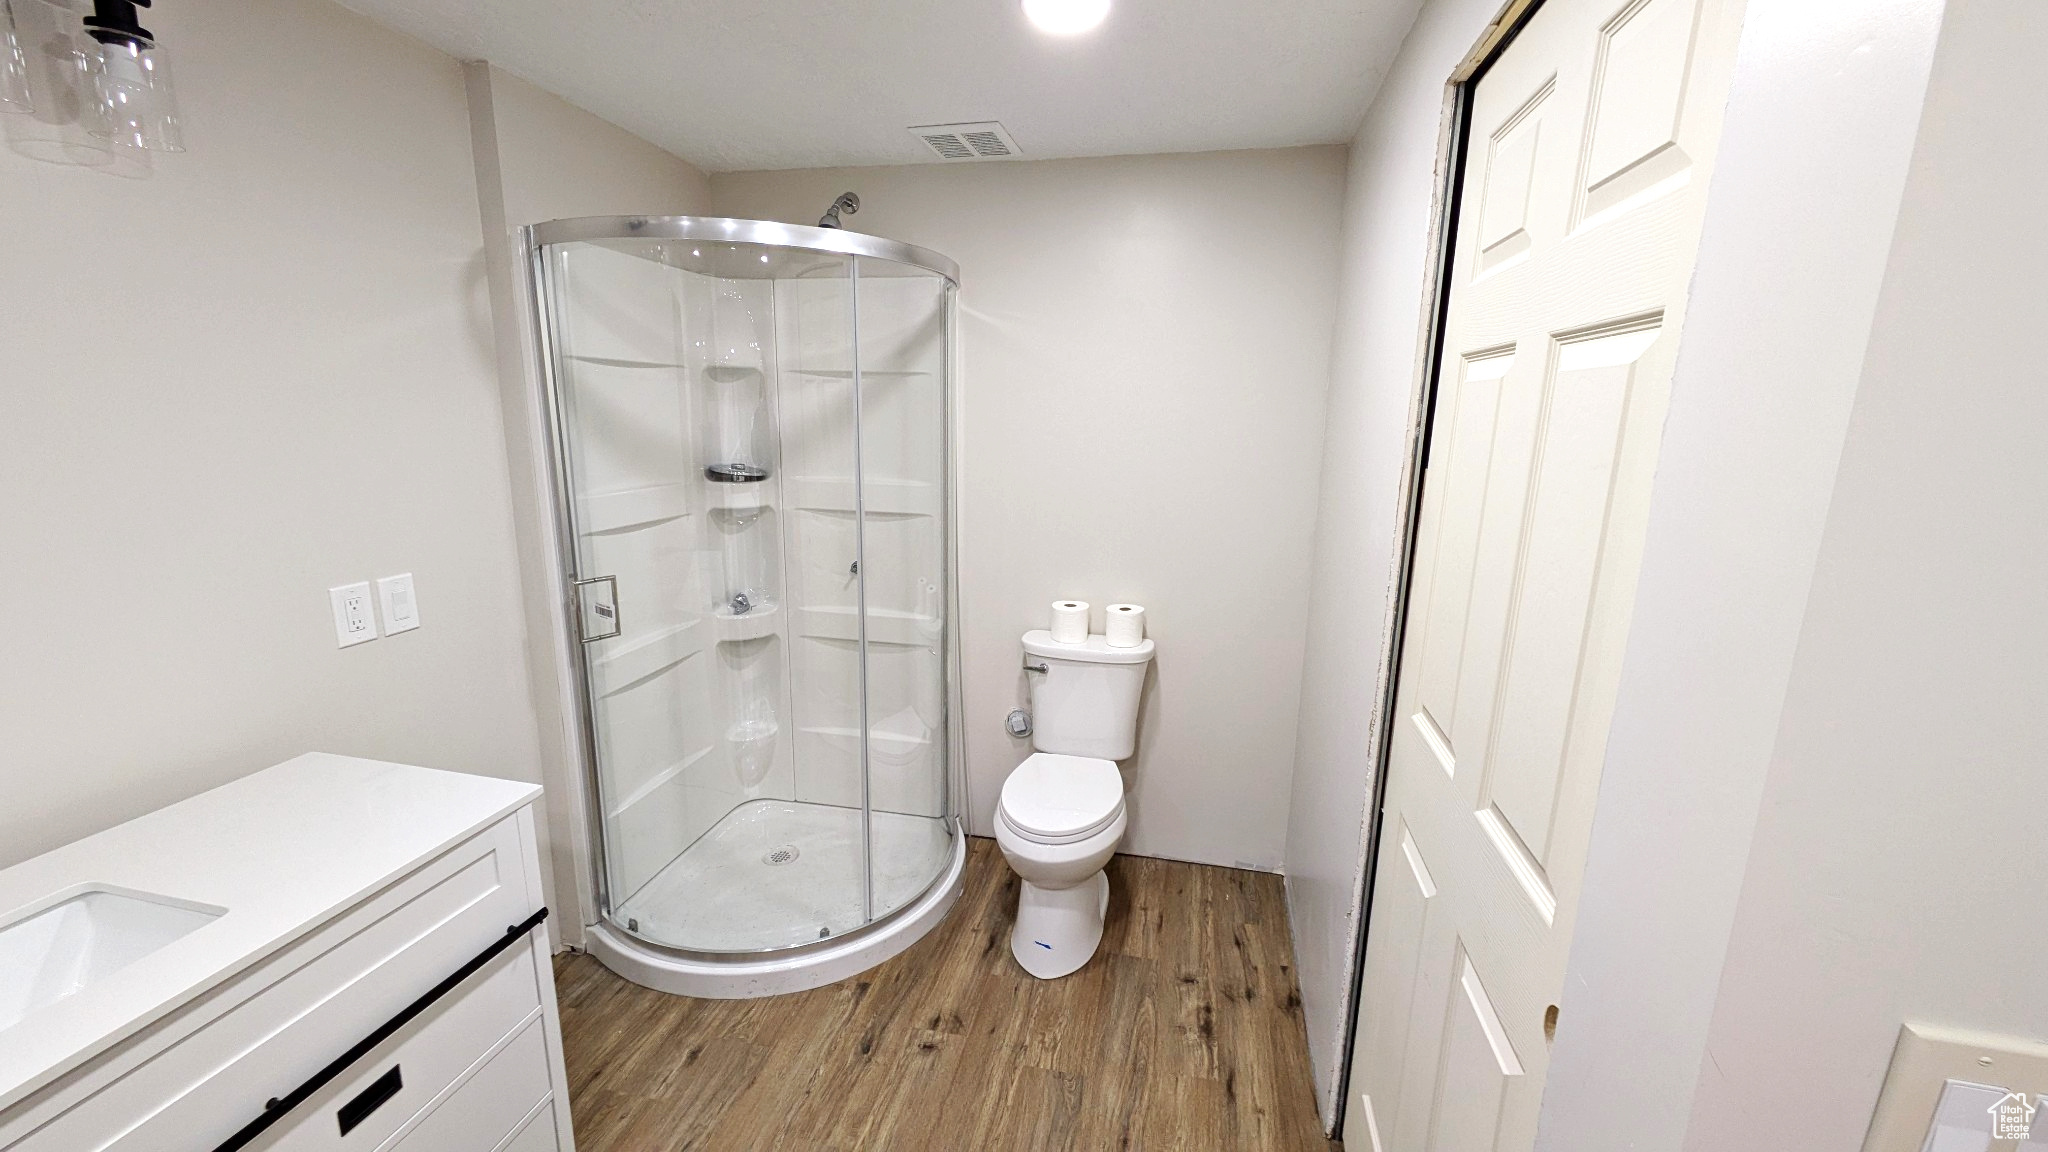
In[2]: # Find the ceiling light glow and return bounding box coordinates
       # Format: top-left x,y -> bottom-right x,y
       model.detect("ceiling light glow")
1023,0 -> 1110,35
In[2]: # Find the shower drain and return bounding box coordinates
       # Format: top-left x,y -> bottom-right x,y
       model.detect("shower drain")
762,844 -> 800,866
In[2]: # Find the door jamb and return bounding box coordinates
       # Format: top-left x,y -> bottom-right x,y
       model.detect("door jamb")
1329,0 -> 1551,1133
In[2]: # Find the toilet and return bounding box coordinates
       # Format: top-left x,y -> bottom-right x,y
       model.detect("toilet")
996,628 -> 1154,979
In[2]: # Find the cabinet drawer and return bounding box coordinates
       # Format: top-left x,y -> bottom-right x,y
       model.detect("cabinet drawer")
389,1018 -> 551,1152
255,936 -> 545,1151
5,817 -> 534,1151
498,1098 -> 562,1152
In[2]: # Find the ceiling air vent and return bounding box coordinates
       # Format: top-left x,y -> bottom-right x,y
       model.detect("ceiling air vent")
909,122 -> 1022,162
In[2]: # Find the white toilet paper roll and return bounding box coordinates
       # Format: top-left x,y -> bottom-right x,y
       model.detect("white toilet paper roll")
1049,601 -> 1089,645
1105,603 -> 1146,648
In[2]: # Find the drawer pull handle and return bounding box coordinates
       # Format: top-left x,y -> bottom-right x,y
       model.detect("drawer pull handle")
211,906 -> 550,1152
337,1065 -> 403,1136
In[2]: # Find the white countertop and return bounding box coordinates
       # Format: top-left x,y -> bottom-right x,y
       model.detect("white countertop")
0,753 -> 541,1113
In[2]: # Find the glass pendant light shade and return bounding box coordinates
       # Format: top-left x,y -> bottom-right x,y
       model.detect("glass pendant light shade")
87,34 -> 178,150
82,0 -> 179,152
1,1 -> 35,113
2,0 -> 114,166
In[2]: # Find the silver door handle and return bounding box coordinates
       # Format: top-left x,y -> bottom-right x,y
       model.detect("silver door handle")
574,576 -> 621,642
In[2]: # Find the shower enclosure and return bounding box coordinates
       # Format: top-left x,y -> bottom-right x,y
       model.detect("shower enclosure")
525,216 -> 962,997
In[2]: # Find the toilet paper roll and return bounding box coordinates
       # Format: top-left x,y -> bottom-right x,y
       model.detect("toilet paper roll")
1050,601 -> 1089,645
1105,603 -> 1146,648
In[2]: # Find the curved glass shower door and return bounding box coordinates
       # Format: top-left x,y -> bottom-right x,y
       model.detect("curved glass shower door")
850,258 -> 955,922
535,223 -> 956,957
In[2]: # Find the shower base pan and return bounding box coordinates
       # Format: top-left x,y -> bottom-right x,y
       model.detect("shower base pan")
588,799 -> 965,998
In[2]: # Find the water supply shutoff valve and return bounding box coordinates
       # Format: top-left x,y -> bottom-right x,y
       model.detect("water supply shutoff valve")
1006,709 -> 1033,738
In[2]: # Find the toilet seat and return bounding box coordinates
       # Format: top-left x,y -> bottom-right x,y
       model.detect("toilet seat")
999,753 -> 1124,845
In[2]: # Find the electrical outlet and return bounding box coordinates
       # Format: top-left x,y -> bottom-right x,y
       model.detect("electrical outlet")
329,582 -> 376,648
376,573 -> 419,635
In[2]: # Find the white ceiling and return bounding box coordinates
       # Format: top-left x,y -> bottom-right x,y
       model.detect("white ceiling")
334,0 -> 1424,172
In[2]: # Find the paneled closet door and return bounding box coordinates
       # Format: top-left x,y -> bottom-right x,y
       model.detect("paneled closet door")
1345,0 -> 1748,1147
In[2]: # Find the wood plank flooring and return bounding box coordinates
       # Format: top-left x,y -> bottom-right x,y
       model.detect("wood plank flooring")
554,837 -> 1341,1151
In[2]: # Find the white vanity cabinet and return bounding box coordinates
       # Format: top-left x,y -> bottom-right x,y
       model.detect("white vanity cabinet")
0,755 -> 578,1152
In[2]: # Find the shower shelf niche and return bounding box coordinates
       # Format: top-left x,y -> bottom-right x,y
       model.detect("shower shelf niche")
711,602 -> 781,643
725,719 -> 779,771
703,363 -> 766,382
717,632 -> 783,794
707,483 -> 775,513
710,506 -> 781,616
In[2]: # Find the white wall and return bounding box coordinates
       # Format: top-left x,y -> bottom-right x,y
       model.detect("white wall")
464,62 -> 710,939
1676,2 -> 2047,1147
468,64 -> 710,229
0,0 -> 714,943
0,1 -> 545,864
1278,0 -> 1487,1122
709,149 -> 1348,869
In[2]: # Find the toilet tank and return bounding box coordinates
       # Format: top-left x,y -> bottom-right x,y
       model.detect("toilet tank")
1022,630 -> 1155,761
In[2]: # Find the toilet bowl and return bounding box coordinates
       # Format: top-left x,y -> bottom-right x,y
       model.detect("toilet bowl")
997,628 -> 1153,979
996,752 -> 1128,978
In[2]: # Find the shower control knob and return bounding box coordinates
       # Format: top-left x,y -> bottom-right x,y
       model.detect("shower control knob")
1006,709 -> 1033,738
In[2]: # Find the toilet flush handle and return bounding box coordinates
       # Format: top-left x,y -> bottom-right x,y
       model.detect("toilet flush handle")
1023,661 -> 1049,674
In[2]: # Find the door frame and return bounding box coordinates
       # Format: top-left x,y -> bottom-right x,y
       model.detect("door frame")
1330,0 -> 1550,1133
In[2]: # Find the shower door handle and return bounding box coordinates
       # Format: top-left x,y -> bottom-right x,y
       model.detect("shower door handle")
574,576 -> 621,642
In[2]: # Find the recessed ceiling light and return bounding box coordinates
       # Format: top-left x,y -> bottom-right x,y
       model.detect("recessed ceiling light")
1023,0 -> 1110,36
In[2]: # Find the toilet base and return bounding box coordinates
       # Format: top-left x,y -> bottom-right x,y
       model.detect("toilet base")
1010,871 -> 1111,979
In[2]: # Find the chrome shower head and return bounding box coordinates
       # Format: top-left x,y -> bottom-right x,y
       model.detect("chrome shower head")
818,192 -> 860,229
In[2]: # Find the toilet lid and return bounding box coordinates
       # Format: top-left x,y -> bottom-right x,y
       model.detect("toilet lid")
1000,753 -> 1124,842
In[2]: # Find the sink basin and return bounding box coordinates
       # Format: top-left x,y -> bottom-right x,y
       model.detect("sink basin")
0,887 -> 225,1033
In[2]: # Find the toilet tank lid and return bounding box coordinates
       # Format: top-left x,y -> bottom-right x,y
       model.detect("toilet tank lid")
1021,630 -> 1155,664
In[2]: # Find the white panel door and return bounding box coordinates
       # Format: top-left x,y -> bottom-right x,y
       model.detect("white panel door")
1345,0 -> 1746,1148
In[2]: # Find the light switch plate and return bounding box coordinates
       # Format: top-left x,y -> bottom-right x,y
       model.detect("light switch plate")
1862,1023 -> 2048,1151
376,573 -> 419,635
329,582 -> 376,648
